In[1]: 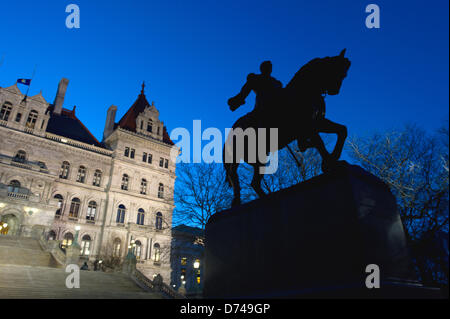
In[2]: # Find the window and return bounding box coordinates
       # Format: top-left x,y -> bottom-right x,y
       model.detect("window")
81,235 -> 91,256
130,148 -> 135,159
0,102 -> 12,121
140,179 -> 147,195
196,270 -> 201,284
147,120 -> 153,133
13,150 -> 26,163
113,238 -> 121,257
54,194 -> 64,218
40,120 -> 45,130
121,174 -> 129,190
69,198 -> 81,218
157,126 -> 160,135
60,161 -> 70,179
148,153 -> 153,164
158,183 -> 164,199
164,159 -> 169,169
76,166 -> 87,183
155,212 -> 163,230
93,170 -> 102,186
142,152 -> 147,162
26,110 -> 38,129
135,240 -> 142,260
159,157 -> 164,167
86,201 -> 97,221
140,120 -> 143,130
116,205 -> 126,224
153,243 -> 160,262
124,147 -> 130,157
181,257 -> 187,266
137,208 -> 145,225
15,113 -> 22,122
7,180 -> 21,193
62,232 -> 73,248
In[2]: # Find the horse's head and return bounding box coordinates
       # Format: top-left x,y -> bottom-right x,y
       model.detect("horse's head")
323,49 -> 351,95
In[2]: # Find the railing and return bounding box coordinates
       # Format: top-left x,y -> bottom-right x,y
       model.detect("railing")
7,192 -> 29,200
0,119 -> 7,127
45,132 -> 113,156
131,268 -> 186,299
24,127 -> 34,134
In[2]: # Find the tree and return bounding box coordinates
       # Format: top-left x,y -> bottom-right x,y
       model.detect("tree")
173,143 -> 323,229
347,124 -> 449,285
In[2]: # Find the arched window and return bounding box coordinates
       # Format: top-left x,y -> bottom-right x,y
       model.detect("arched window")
135,240 -> 142,260
113,238 -> 121,257
0,102 -> 12,121
153,243 -> 161,262
121,174 -> 129,190
76,166 -> 86,183
81,235 -> 91,256
116,204 -> 126,224
140,179 -> 147,195
7,180 -> 21,193
26,110 -> 38,129
155,212 -> 163,230
13,150 -> 26,163
137,208 -> 145,225
47,230 -> 56,241
158,183 -> 164,199
86,201 -> 97,221
60,161 -> 70,179
93,170 -> 102,187
69,198 -> 81,218
62,232 -> 74,248
147,120 -> 153,133
54,194 -> 64,218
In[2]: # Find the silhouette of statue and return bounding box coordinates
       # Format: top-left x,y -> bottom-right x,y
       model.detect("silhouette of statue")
223,49 -> 351,207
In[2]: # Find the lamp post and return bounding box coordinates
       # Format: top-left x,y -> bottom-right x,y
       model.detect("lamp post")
73,225 -> 81,246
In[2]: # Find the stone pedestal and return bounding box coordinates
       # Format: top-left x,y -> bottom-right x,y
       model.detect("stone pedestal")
204,162 -> 427,298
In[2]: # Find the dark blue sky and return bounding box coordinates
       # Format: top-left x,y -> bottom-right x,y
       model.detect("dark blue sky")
1,0 -> 448,152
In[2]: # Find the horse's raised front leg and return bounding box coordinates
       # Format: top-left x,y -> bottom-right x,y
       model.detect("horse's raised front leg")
316,119 -> 347,160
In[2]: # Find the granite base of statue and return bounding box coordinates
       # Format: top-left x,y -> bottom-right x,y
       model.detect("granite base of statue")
204,162 -> 442,298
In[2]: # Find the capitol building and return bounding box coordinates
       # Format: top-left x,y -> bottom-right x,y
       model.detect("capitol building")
0,78 -> 177,282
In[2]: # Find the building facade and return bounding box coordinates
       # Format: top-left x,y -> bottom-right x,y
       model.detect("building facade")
170,224 -> 205,295
0,79 -> 176,281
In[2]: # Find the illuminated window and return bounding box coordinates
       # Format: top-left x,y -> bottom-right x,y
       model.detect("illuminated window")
81,235 -> 91,256
86,201 -> 97,221
181,257 -> 187,266
62,232 -> 73,248
93,170 -> 102,186
69,198 -> 81,218
76,166 -> 86,183
26,110 -> 38,129
60,161 -> 70,179
140,179 -> 147,195
135,240 -> 142,260
153,243 -> 160,262
121,174 -> 129,190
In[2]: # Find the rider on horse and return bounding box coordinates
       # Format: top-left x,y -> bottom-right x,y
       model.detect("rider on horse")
227,60 -> 313,152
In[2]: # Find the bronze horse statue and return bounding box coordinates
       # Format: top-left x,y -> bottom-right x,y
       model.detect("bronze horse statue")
223,49 -> 351,207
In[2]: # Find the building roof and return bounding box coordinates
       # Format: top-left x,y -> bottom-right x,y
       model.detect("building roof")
46,107 -> 105,148
117,84 -> 174,145
172,224 -> 204,237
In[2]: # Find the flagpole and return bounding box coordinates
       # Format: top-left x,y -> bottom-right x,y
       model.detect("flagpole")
25,64 -> 37,97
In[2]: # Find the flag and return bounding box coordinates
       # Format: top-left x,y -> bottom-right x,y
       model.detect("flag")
17,79 -> 31,86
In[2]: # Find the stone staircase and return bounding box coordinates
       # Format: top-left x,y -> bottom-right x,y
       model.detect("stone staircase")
0,236 -> 163,299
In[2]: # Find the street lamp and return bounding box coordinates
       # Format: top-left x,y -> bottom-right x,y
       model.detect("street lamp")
73,225 -> 81,246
